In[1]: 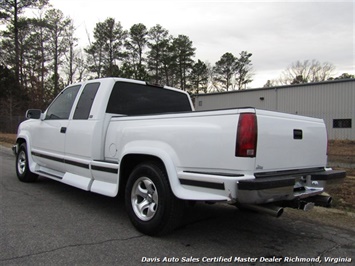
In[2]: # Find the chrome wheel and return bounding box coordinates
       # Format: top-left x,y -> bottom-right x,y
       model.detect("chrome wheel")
125,162 -> 184,235
17,150 -> 27,175
131,176 -> 158,221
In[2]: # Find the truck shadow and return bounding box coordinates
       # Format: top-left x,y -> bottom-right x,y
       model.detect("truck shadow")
33,176 -> 350,260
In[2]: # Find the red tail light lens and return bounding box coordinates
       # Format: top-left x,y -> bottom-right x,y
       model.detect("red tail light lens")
235,113 -> 257,157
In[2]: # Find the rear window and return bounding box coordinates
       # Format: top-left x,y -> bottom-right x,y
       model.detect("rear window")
106,81 -> 192,115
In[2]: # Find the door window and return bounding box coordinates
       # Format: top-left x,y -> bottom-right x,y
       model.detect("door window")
45,85 -> 81,120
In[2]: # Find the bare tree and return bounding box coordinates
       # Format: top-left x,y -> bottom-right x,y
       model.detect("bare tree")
75,49 -> 88,82
63,20 -> 78,85
45,9 -> 72,95
280,59 -> 335,85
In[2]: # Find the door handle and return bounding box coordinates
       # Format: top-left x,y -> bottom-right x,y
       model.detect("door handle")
60,127 -> 67,133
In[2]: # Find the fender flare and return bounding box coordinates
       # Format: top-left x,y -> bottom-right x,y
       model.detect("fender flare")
119,142 -> 230,201
16,132 -> 38,173
119,142 -> 185,199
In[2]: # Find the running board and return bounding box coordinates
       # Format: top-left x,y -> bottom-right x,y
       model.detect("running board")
37,168 -> 64,180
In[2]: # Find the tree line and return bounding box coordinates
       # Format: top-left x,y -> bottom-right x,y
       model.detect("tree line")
0,0 -> 254,117
0,1 -> 353,118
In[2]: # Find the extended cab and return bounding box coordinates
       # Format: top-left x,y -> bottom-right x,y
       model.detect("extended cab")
13,77 -> 346,235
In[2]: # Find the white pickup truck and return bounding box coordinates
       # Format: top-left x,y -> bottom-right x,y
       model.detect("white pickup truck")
13,77 -> 345,235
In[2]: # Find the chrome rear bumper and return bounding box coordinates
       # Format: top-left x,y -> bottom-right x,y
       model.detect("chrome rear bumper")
237,169 -> 346,205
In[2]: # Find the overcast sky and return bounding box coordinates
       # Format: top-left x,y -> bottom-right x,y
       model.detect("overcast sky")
50,0 -> 354,88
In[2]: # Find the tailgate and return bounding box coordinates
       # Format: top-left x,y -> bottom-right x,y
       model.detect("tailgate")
255,110 -> 327,172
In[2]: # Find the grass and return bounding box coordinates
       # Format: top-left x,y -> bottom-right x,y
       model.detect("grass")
0,133 -> 17,148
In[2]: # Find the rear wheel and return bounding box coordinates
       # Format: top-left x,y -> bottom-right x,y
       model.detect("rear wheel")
125,162 -> 184,236
16,143 -> 38,182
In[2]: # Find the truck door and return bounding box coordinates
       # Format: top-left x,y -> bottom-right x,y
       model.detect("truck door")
63,82 -> 101,181
31,85 -> 81,173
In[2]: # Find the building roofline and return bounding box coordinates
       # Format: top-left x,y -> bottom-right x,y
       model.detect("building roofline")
194,78 -> 355,97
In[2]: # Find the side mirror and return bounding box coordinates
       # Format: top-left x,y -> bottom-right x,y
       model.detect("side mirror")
26,109 -> 42,119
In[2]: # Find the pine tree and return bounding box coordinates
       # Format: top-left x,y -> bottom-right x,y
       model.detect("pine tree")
213,52 -> 237,91
235,51 -> 253,90
147,24 -> 170,84
190,60 -> 208,94
125,23 -> 148,80
0,0 -> 49,85
171,35 -> 195,91
85,18 -> 127,78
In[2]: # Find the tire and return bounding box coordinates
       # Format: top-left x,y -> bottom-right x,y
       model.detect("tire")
125,162 -> 184,236
16,143 -> 38,182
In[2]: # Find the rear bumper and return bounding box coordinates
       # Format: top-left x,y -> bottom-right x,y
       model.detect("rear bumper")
310,170 -> 346,181
178,168 -> 345,204
237,169 -> 346,204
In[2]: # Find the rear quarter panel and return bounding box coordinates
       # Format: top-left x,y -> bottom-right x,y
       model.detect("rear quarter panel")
105,109 -> 258,174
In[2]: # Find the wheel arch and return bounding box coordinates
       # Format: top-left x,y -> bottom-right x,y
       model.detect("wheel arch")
15,133 -> 36,173
16,137 -> 26,146
15,138 -> 39,182
118,151 -> 180,198
16,131 -> 31,148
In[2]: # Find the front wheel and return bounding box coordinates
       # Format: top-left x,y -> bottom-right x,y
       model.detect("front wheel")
16,143 -> 38,182
125,162 -> 184,236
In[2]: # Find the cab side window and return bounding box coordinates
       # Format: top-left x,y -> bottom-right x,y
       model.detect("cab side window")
73,83 -> 100,120
45,85 -> 81,120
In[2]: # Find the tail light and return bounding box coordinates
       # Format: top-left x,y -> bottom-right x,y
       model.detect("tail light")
235,113 -> 257,157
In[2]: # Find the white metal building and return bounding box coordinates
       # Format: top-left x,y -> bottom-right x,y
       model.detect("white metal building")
194,79 -> 355,140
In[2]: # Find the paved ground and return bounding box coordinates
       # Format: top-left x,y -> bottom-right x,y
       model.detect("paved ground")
1,146 -> 354,265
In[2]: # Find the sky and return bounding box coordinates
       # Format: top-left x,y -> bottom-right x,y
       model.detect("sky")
49,0 -> 354,88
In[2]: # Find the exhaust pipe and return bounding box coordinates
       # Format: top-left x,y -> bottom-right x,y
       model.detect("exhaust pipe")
238,204 -> 284,218
307,194 -> 333,208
